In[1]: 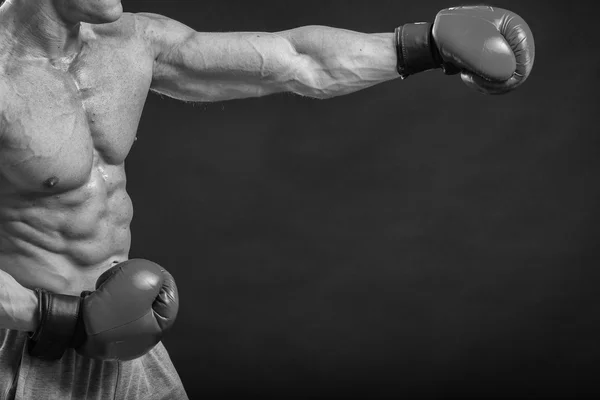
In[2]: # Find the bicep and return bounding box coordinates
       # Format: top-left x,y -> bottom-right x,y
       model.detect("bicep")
135,13 -> 317,101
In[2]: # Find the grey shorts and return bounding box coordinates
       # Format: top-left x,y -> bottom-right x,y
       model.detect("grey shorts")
0,329 -> 189,400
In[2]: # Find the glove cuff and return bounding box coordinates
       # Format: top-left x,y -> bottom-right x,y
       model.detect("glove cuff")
70,291 -> 92,350
27,289 -> 82,361
395,22 -> 442,79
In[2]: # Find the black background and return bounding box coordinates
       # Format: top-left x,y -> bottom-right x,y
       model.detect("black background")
123,1 -> 599,398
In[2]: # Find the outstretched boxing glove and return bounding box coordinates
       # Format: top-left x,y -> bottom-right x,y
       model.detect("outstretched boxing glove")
28,259 -> 179,361
395,6 -> 535,94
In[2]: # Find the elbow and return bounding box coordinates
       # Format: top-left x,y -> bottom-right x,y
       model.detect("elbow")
291,70 -> 337,100
286,54 -> 336,99
302,88 -> 336,100
309,87 -> 337,100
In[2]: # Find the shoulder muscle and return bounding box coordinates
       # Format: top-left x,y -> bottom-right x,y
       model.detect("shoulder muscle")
133,12 -> 196,62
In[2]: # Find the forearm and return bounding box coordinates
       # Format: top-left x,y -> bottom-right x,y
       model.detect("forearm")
0,270 -> 39,332
280,26 -> 399,98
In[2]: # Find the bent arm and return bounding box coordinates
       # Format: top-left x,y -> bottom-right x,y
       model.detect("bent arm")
136,13 -> 399,101
0,269 -> 38,332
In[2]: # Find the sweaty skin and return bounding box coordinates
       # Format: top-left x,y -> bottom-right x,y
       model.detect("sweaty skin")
0,14 -> 153,295
0,0 -> 399,330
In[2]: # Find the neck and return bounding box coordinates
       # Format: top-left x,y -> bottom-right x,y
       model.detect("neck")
0,0 -> 83,60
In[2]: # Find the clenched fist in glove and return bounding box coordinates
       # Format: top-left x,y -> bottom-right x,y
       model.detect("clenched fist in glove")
27,259 -> 179,361
395,6 -> 535,94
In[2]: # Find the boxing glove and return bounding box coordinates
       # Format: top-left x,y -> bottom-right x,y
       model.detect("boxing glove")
395,6 -> 535,94
28,259 -> 179,361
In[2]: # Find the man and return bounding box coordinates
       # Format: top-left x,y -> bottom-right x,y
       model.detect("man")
0,0 -> 534,398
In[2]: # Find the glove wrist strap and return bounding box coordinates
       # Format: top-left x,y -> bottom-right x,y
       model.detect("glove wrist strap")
27,289 -> 82,361
70,291 -> 92,350
395,22 -> 442,79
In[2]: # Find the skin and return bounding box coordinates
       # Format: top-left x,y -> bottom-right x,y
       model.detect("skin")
0,0 -> 399,332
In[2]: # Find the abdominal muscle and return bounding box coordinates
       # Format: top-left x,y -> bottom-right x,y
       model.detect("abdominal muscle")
0,162 -> 133,296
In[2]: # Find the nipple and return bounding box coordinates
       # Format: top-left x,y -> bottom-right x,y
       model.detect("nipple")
43,176 -> 60,188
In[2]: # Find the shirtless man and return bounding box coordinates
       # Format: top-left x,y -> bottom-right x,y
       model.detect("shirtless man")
0,0 -> 534,398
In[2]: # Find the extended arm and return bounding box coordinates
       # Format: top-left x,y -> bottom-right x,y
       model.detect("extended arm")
137,13 -> 399,101
136,6 -> 534,102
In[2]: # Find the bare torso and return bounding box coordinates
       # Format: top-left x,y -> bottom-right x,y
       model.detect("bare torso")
0,15 -> 154,295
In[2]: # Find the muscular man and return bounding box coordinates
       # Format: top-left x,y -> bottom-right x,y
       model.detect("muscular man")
0,0 -> 534,399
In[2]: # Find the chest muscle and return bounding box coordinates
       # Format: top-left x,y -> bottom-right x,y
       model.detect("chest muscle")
0,42 -> 151,193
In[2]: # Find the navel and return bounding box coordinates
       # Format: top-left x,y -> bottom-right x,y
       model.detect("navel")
43,176 -> 60,189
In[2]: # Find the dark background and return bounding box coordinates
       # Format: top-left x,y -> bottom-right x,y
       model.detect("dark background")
124,1 -> 599,398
